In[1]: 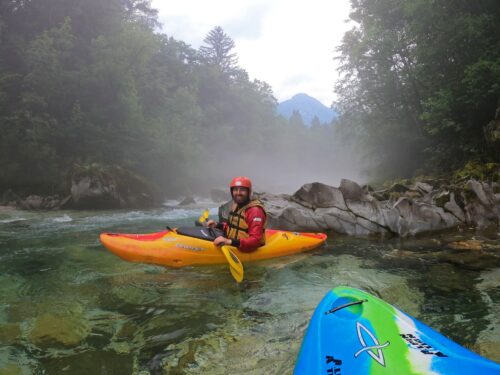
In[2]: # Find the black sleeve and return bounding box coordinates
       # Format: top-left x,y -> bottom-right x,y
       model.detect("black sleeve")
231,239 -> 240,248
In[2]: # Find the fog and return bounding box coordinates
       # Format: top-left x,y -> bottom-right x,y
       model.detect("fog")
190,124 -> 364,197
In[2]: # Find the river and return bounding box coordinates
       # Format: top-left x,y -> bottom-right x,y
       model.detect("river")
0,203 -> 498,374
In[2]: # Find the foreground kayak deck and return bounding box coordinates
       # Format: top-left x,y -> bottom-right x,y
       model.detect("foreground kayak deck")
100,228 -> 327,267
294,286 -> 500,374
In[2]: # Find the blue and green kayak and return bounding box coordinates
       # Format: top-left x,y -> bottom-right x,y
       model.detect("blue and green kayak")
294,286 -> 499,374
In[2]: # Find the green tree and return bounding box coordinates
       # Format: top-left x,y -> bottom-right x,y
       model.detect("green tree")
199,26 -> 239,74
335,0 -> 500,179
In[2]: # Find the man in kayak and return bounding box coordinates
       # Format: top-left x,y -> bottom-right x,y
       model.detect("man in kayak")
206,176 -> 267,252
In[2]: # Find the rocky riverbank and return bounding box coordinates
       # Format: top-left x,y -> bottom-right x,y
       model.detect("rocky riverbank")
220,178 -> 499,236
0,164 -> 159,210
2,169 -> 498,237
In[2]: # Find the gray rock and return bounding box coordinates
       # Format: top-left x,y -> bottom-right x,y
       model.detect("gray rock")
466,180 -> 495,207
444,192 -> 466,222
178,196 -> 196,206
66,165 -> 157,209
340,179 -> 364,201
229,179 -> 496,237
464,180 -> 500,228
20,195 -> 44,210
292,182 -> 347,209
70,176 -> 121,209
414,181 -> 433,194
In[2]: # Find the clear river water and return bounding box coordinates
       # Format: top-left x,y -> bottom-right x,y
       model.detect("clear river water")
0,202 -> 498,374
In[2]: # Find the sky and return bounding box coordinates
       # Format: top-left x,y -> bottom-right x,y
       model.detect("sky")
151,0 -> 353,107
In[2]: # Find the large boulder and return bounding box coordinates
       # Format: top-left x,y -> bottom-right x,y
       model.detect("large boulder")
292,182 -> 347,209
464,180 -> 500,228
339,179 -> 365,201
221,178 -> 498,236
65,164 -> 158,209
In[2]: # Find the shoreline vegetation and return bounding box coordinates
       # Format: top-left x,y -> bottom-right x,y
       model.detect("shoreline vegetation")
1,1 -> 499,207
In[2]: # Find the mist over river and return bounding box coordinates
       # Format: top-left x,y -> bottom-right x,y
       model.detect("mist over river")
0,203 -> 498,374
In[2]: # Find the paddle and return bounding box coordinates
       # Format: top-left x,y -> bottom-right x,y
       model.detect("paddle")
220,245 -> 244,283
206,223 -> 244,283
198,209 -> 210,225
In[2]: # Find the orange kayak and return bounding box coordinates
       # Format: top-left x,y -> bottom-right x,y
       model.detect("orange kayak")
100,227 -> 327,268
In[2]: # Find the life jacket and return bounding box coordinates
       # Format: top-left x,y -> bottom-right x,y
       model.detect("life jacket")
226,199 -> 267,245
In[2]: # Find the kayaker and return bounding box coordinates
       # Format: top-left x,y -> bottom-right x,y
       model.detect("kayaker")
206,176 -> 267,252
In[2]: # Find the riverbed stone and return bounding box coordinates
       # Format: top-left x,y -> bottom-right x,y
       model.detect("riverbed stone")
29,312 -> 90,347
422,263 -> 470,292
42,350 -> 134,374
0,323 -> 22,345
447,240 -> 483,250
0,363 -> 23,375
437,251 -> 500,270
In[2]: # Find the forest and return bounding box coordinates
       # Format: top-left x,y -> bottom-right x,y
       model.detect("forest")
0,0 -> 498,198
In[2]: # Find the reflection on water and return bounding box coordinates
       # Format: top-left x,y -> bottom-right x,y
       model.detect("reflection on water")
0,206 -> 498,374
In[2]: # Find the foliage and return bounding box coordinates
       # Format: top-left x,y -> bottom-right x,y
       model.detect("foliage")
199,26 -> 239,76
454,161 -> 500,183
335,0 -> 500,179
0,1 -> 341,196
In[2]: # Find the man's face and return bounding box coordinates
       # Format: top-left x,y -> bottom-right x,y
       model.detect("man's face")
232,187 -> 250,205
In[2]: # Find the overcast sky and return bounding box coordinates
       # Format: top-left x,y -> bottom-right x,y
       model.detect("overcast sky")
151,0 -> 353,107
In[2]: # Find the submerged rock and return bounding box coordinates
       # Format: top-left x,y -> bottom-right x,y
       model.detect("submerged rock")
29,312 -> 91,347
0,323 -> 22,345
447,240 -> 484,251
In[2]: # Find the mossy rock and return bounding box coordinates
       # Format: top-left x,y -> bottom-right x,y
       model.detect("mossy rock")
0,323 -> 22,345
29,312 -> 90,347
0,363 -> 23,375
454,161 -> 500,183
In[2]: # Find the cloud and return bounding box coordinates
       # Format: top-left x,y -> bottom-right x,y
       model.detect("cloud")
152,0 -> 353,106
224,3 -> 272,40
282,73 -> 312,87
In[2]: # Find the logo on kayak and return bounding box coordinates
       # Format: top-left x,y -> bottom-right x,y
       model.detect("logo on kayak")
175,243 -> 207,252
325,355 -> 342,374
354,322 -> 390,367
162,237 -> 177,242
400,333 -> 447,357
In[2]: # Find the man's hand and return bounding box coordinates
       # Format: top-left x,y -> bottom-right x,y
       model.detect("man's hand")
214,236 -> 231,247
206,219 -> 217,228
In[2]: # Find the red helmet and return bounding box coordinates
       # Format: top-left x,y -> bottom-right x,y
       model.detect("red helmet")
230,176 -> 252,194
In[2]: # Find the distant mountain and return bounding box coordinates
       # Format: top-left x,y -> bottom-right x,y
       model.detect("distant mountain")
277,93 -> 338,125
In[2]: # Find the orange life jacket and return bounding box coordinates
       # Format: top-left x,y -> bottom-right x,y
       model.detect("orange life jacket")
226,199 -> 267,245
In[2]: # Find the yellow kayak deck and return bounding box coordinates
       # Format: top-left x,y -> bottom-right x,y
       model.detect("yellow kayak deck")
100,228 -> 327,267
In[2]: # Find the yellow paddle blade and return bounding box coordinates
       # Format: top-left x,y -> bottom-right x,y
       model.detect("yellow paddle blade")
198,209 -> 210,224
221,245 -> 244,283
